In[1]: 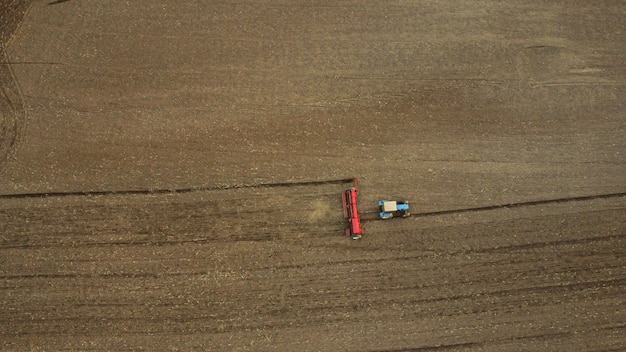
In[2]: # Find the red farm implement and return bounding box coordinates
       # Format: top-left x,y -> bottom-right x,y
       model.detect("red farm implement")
341,178 -> 363,239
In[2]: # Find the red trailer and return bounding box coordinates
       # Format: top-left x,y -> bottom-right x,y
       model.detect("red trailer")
341,179 -> 363,239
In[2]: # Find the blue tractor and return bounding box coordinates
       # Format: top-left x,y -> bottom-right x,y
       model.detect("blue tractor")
378,200 -> 410,219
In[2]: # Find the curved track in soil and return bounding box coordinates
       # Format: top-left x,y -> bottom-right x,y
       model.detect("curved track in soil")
0,1 -> 29,172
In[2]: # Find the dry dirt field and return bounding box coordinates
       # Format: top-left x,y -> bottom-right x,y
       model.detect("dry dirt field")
1,1 -> 625,351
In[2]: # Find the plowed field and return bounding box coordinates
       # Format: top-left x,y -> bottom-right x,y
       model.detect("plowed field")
1,1 -> 625,351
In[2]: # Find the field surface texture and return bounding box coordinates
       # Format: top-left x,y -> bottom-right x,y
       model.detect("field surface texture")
1,1 -> 625,351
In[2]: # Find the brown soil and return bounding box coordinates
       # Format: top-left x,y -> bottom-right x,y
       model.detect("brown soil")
1,1 -> 625,351
0,0 -> 29,171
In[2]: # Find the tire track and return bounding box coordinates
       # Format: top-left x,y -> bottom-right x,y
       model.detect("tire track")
0,177 -> 355,199
412,192 -> 626,217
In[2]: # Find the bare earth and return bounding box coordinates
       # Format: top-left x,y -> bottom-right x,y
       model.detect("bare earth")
1,1 -> 625,351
